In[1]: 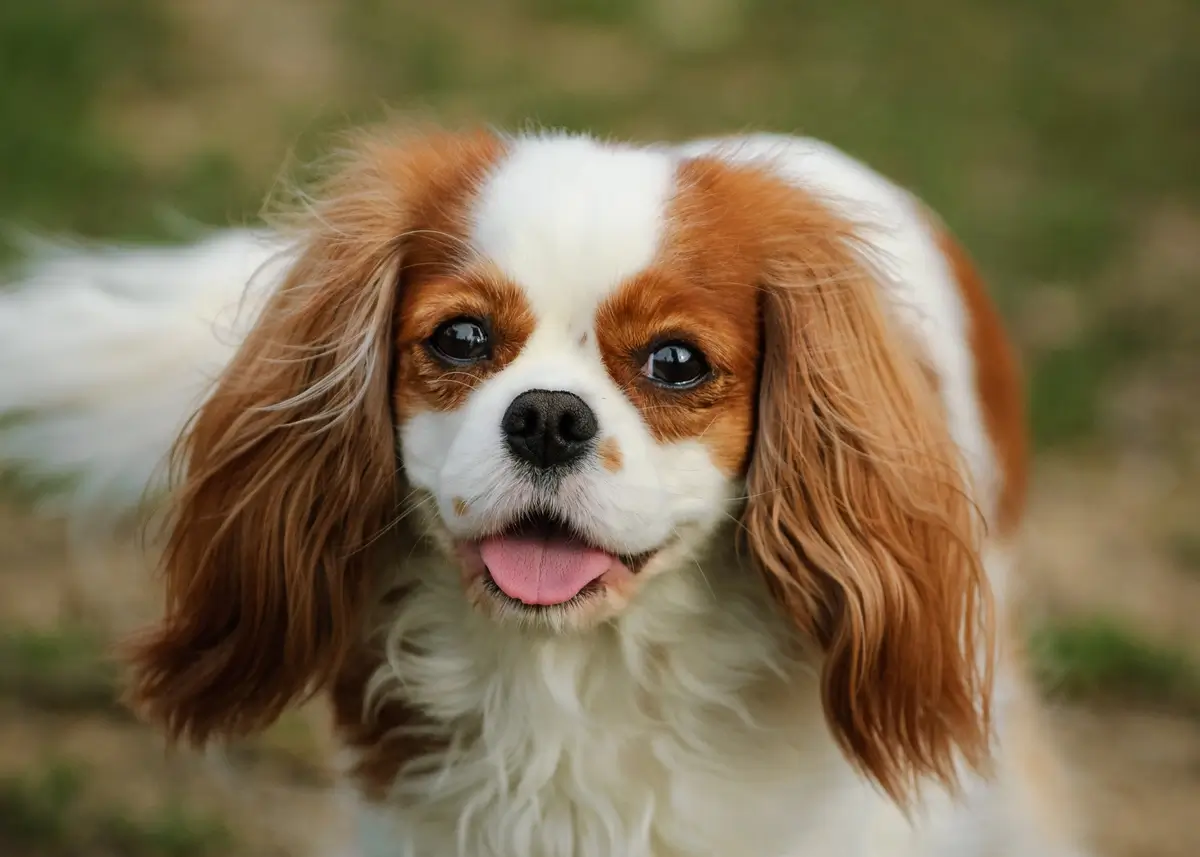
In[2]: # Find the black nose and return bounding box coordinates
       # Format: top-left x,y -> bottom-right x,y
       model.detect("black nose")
502,390 -> 598,469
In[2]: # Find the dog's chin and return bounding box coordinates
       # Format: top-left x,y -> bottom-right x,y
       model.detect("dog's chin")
452,512 -> 660,632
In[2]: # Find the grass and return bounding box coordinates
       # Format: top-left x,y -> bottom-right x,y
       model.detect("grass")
0,0 -> 253,254
2,0 -> 1196,446
1167,531 -> 1200,576
0,626 -> 333,785
0,412 -> 83,509
0,762 -> 232,857
0,625 -> 336,800
95,804 -> 234,857
1027,303 -> 1170,448
0,762 -> 83,847
0,629 -> 123,715
1030,619 -> 1200,715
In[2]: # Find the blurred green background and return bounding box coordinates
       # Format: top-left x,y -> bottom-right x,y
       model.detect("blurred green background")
0,1 -> 1197,855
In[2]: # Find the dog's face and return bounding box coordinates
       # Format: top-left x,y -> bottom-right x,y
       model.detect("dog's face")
127,129 -> 992,803
395,138 -> 762,629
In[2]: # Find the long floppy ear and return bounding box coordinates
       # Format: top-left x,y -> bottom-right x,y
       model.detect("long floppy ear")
125,129 -> 501,745
740,179 -> 994,803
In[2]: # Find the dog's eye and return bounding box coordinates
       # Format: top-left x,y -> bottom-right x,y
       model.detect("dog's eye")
429,317 -> 491,364
642,341 -> 710,389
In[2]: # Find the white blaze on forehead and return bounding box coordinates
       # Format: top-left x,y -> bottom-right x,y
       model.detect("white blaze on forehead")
397,133 -> 733,558
468,134 -> 675,324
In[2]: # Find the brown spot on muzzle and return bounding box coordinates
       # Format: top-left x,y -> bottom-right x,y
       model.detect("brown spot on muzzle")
597,436 -> 624,472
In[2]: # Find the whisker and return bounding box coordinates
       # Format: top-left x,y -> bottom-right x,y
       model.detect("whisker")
672,524 -> 717,600
355,486 -> 439,554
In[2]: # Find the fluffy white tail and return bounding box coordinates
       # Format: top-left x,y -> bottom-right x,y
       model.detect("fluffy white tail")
0,229 -> 292,521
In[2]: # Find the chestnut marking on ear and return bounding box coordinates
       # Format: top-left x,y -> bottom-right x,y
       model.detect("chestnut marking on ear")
670,154 -> 995,805
122,126 -> 506,747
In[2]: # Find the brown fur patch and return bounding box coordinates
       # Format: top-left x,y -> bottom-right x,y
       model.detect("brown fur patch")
932,225 -> 1029,538
394,268 -> 535,416
594,166 -> 765,476
123,128 -> 506,746
329,637 -> 434,801
661,155 -> 994,804
596,436 -> 624,472
452,496 -> 470,516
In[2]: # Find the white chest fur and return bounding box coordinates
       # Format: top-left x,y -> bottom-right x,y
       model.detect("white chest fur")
348,552 -> 890,857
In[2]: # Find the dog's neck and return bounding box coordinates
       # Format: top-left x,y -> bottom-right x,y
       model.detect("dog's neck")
327,535 -> 875,857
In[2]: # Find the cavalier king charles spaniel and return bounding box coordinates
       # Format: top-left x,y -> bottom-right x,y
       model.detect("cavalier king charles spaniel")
0,128 -> 1093,857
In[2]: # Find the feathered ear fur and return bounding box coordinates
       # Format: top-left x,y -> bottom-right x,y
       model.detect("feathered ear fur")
124,129 -> 502,745
731,165 -> 994,803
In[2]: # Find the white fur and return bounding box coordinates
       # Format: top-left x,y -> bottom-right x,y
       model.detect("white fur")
474,134 -> 673,306
401,334 -> 731,559
0,229 -> 290,517
0,132 -> 1088,857
403,135 -> 727,565
365,545 -> 867,856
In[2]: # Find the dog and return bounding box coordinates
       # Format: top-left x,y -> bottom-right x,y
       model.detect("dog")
0,127 -> 1091,856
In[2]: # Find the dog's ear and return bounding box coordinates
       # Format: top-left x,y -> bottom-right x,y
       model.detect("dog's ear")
125,129 -> 502,745
734,165 -> 994,803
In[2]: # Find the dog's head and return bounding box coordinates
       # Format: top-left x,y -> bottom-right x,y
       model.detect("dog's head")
126,128 -> 992,801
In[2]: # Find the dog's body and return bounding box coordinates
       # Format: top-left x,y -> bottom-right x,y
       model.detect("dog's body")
0,131 -> 1088,857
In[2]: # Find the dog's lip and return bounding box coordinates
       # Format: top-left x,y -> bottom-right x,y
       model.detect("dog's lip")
479,563 -> 622,611
468,511 -> 656,571
453,511 -> 660,610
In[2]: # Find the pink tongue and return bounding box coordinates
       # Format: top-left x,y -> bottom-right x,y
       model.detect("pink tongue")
480,536 -> 614,606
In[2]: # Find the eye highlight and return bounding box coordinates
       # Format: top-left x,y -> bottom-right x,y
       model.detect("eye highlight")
429,317 -> 491,364
642,341 -> 711,389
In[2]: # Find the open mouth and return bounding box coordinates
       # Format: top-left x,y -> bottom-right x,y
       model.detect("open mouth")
475,512 -> 652,610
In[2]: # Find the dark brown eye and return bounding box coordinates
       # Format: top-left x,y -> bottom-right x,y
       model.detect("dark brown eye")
642,341 -> 710,389
429,317 -> 491,364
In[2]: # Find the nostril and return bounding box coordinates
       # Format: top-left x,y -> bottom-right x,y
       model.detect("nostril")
503,402 -> 541,439
502,390 -> 598,469
558,402 -> 598,444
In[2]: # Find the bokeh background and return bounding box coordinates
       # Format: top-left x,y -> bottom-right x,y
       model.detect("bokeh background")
1,1 -> 1197,855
